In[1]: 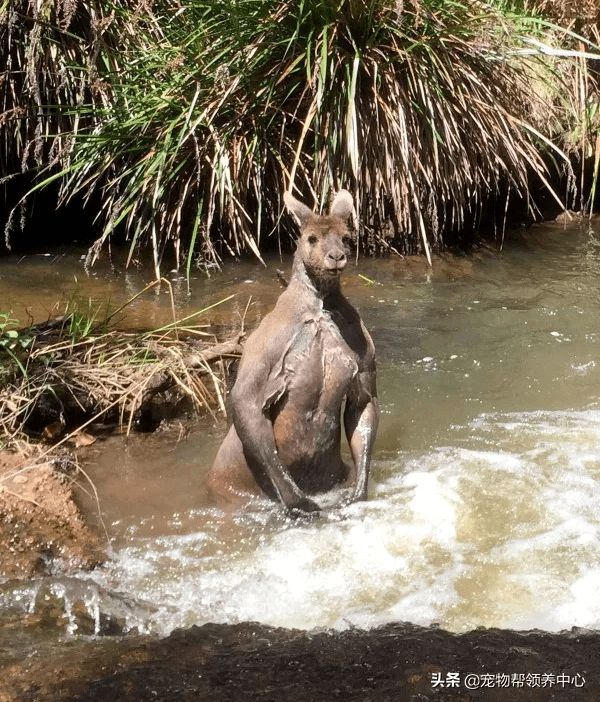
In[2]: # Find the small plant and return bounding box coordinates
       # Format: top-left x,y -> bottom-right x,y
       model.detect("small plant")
0,312 -> 30,348
0,313 -> 33,377
62,289 -> 114,344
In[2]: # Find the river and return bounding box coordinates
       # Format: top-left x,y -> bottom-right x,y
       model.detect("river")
2,219 -> 600,638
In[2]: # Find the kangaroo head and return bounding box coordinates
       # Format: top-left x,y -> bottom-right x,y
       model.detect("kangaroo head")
284,190 -> 354,282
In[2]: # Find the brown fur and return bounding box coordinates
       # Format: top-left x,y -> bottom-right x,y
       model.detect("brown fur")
207,190 -> 379,515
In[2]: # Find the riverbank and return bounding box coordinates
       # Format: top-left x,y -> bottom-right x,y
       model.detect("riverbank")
0,450 -> 105,580
0,303 -> 242,579
0,301 -> 243,451
3,1 -> 598,276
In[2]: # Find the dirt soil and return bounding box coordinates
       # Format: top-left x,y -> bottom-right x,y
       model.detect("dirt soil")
1,621 -> 599,702
0,450 -> 105,579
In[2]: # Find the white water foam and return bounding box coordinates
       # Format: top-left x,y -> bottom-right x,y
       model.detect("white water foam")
85,409 -> 600,635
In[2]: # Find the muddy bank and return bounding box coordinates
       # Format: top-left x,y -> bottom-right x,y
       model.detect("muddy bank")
0,451 -> 105,579
0,621 -> 598,701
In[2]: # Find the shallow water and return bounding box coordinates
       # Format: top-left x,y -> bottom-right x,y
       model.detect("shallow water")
3,221 -> 600,636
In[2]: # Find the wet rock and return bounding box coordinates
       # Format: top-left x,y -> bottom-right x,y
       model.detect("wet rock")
2,621 -> 600,701
554,209 -> 578,223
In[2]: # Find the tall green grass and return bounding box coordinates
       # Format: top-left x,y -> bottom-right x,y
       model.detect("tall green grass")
2,1 -> 599,276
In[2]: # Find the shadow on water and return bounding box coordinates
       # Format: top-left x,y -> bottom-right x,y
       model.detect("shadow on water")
3,221 -> 600,698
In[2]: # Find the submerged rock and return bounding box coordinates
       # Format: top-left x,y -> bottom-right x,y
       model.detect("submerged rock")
0,576 -> 160,637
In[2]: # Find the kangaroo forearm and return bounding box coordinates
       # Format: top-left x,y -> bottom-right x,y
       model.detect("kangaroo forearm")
232,407 -> 305,504
246,443 -> 302,503
346,399 -> 379,499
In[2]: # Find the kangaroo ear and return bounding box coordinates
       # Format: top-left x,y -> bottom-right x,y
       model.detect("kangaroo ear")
284,192 -> 314,227
329,189 -> 354,221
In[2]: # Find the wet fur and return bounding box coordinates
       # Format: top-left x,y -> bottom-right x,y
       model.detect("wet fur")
207,190 -> 379,514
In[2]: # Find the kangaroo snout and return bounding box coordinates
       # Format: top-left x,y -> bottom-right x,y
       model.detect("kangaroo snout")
325,248 -> 347,271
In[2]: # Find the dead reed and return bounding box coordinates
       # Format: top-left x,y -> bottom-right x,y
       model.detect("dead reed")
525,0 -> 600,211
0,287 -> 242,449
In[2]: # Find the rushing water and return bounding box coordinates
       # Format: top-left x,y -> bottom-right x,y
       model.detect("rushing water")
3,220 -> 600,636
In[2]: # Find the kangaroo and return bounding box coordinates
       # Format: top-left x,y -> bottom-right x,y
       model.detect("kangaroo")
207,189 -> 379,515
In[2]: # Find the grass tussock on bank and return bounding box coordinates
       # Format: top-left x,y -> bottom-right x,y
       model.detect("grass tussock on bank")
0,286 -> 243,450
526,0 -> 600,210
1,1 -> 600,275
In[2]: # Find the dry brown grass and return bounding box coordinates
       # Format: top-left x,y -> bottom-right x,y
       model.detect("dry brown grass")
4,1 -> 599,274
534,0 -> 600,41
0,289 -> 243,449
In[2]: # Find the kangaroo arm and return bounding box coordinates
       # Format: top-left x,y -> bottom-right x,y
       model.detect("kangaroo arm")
230,358 -> 320,513
344,370 -> 379,502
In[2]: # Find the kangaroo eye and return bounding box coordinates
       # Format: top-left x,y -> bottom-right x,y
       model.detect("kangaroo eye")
342,235 -> 351,245
307,235 -> 318,245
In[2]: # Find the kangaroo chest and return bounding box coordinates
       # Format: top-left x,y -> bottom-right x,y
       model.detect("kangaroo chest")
280,312 -> 360,408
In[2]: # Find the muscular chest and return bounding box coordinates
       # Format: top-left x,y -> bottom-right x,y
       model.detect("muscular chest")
283,314 -> 360,403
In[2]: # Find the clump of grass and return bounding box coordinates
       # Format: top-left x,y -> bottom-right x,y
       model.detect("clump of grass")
522,0 -> 600,213
2,1 -> 599,274
0,1 -> 117,212
0,286 -> 242,449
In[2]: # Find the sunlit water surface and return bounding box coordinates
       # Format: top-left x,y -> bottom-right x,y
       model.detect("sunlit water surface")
4,221 -> 600,635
